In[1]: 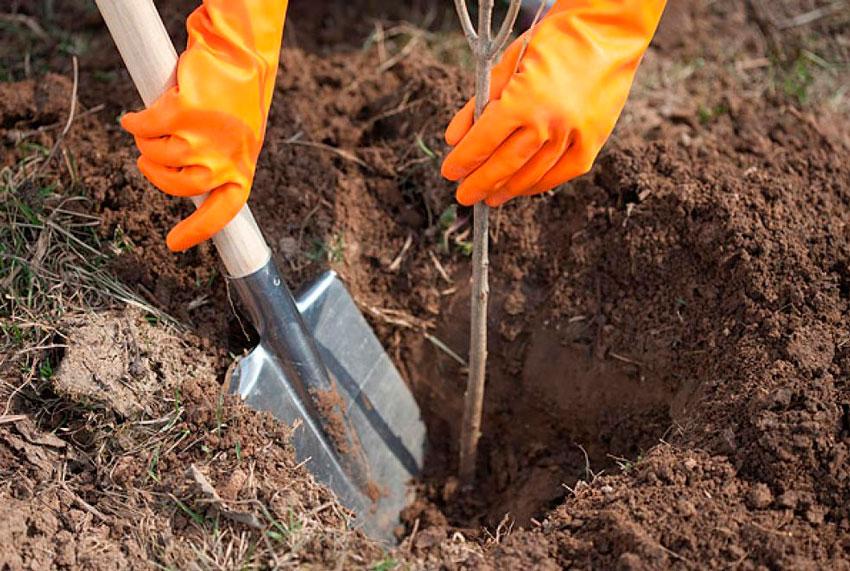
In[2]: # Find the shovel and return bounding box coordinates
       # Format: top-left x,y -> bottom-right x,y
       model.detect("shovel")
96,0 -> 426,542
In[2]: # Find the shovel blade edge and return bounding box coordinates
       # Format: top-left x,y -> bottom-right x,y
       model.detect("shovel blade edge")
229,270 -> 427,542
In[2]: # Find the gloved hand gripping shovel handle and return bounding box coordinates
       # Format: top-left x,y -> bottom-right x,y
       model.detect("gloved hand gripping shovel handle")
95,0 -> 268,279
95,0 -> 369,484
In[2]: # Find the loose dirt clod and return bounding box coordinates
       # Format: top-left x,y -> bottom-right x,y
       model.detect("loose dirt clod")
311,384 -> 353,455
54,311 -> 212,418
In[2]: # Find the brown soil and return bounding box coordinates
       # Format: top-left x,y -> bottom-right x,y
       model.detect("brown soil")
1,312 -> 381,569
2,0 -> 850,568
311,384 -> 355,456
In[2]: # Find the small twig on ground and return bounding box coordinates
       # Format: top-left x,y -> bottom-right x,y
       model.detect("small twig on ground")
13,343 -> 68,357
428,250 -> 452,283
0,415 -> 27,426
373,20 -> 387,64
742,516 -> 795,537
8,104 -> 105,143
577,443 -> 598,482
283,133 -> 371,170
366,305 -> 428,330
38,56 -> 78,176
377,32 -> 422,74
656,541 -> 697,567
423,333 -> 467,368
2,365 -> 36,417
186,294 -> 210,311
387,234 -> 413,272
346,24 -> 429,92
364,91 -> 420,128
60,482 -> 109,523
366,305 -> 465,366
0,13 -> 49,39
608,351 -> 644,367
404,517 -> 421,553
735,57 -> 772,73
483,513 -> 515,545
189,464 -> 264,529
778,1 -> 845,30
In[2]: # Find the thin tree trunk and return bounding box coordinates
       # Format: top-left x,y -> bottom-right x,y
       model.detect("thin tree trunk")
453,0 -> 521,485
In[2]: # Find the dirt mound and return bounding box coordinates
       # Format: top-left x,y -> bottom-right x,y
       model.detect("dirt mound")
449,100 -> 850,567
0,415 -> 143,570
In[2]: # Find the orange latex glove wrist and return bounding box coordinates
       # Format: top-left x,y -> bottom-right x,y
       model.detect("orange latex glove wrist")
121,0 -> 288,252
442,0 -> 666,207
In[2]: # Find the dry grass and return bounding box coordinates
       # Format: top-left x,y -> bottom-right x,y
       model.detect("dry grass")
0,126 -> 176,416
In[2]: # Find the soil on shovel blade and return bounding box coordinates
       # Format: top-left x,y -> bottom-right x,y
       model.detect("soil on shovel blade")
2,0 -> 850,568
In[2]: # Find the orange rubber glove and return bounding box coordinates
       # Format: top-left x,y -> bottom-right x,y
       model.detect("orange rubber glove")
442,0 -> 666,207
121,0 -> 288,252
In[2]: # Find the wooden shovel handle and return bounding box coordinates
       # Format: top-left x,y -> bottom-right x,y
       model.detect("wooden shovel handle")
95,0 -> 271,278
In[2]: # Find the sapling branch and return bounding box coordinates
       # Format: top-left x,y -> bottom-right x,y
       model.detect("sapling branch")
493,1 -> 522,53
452,0 -> 478,45
453,0 -> 523,485
478,0 -> 494,47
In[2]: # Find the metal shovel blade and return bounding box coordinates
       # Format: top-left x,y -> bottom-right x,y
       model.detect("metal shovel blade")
226,261 -> 426,542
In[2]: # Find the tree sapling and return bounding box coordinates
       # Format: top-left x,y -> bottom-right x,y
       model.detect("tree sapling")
451,0 -> 522,485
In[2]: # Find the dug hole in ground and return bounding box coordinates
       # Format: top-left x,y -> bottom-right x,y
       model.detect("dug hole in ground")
2,0 -> 850,568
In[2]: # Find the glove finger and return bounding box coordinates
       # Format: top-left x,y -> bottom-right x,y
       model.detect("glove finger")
491,34 -> 525,88
137,156 -> 214,198
444,38 -> 526,147
166,182 -> 249,252
485,187 -> 517,208
120,88 -> 181,138
441,101 -> 520,181
445,99 -> 475,146
498,134 -> 571,198
529,139 -> 598,195
135,135 -> 193,168
455,128 -> 544,206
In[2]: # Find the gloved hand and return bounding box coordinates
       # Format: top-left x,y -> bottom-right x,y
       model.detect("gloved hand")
121,0 -> 288,252
442,0 -> 666,207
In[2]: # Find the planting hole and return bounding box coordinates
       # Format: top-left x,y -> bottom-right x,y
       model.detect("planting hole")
404,279 -> 678,528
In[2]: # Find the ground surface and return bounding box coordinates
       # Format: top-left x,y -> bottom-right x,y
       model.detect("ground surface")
2,0 -> 850,569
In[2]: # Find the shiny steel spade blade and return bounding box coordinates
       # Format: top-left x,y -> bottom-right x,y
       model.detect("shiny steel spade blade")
227,260 -> 426,542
